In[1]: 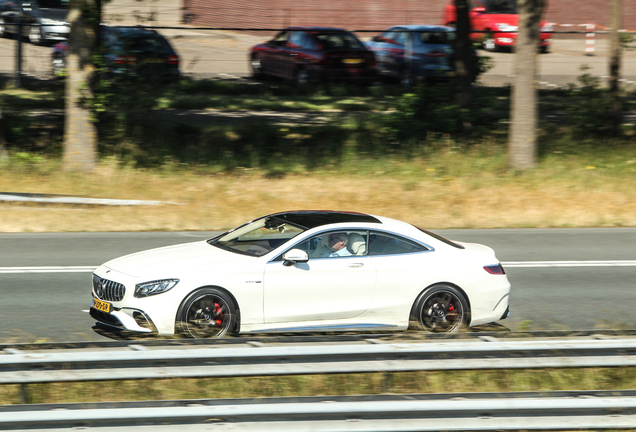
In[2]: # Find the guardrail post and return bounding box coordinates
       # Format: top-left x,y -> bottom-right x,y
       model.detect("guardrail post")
19,383 -> 31,404
382,372 -> 392,393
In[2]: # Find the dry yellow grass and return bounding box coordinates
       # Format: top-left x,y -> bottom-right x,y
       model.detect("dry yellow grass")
1,157 -> 635,232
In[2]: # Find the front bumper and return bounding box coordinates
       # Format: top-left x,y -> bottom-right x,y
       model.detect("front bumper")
491,32 -> 552,47
41,24 -> 70,41
90,298 -> 156,333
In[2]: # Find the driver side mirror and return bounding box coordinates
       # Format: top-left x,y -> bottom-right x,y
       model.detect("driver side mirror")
282,249 -> 309,267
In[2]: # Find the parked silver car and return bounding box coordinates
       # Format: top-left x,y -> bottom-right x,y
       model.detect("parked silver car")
364,25 -> 456,85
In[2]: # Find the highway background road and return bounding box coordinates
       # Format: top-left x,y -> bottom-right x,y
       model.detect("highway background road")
1,228 -> 635,343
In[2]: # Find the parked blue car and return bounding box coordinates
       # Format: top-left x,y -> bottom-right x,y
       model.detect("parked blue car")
364,25 -> 456,85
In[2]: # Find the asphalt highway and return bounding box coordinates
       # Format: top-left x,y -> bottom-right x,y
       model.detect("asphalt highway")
1,228 -> 635,343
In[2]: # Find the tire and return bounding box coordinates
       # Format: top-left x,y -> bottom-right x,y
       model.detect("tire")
251,55 -> 263,80
400,68 -> 414,87
52,55 -> 65,78
295,67 -> 309,85
176,288 -> 238,338
483,37 -> 497,52
411,285 -> 469,333
29,25 -> 43,45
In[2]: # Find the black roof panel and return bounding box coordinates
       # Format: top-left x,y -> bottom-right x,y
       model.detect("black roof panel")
267,211 -> 382,230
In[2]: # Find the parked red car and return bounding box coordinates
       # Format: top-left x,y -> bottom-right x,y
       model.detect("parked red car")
442,0 -> 552,52
250,27 -> 376,84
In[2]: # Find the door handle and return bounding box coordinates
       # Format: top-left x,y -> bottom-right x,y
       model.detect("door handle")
347,263 -> 364,268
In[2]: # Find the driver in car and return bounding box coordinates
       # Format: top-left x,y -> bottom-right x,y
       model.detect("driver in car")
323,233 -> 352,258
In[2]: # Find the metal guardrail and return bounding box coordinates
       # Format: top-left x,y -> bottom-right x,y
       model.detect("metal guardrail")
2,390 -> 636,431
3,336 -> 636,430
3,336 -> 636,384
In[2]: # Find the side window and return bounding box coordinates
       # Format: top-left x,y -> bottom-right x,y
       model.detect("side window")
301,32 -> 318,50
393,31 -> 407,46
368,232 -> 429,256
277,230 -> 368,261
287,31 -> 303,48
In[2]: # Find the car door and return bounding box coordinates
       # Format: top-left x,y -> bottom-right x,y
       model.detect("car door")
368,28 -> 402,77
261,30 -> 290,78
263,230 -> 377,324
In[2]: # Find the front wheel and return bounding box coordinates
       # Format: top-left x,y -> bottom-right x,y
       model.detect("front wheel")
176,288 -> 238,338
29,25 -> 43,45
251,56 -> 263,80
411,285 -> 468,333
295,67 -> 309,85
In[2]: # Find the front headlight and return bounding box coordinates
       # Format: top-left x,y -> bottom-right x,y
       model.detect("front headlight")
495,23 -> 518,32
134,279 -> 179,298
40,18 -> 61,25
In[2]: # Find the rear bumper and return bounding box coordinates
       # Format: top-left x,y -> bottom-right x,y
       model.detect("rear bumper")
488,31 -> 552,47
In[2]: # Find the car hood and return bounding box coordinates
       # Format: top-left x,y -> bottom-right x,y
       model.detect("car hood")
103,241 -> 255,277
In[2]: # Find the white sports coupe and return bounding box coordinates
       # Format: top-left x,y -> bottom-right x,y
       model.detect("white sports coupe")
90,211 -> 511,338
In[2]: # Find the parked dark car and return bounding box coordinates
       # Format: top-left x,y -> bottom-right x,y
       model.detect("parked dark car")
365,25 -> 456,85
52,26 -> 180,80
0,0 -> 69,45
250,27 -> 376,84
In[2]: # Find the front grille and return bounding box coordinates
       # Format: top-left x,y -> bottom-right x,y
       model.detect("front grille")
93,274 -> 126,302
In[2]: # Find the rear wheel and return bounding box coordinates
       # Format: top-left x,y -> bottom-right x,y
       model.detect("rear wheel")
411,285 -> 468,333
176,288 -> 237,338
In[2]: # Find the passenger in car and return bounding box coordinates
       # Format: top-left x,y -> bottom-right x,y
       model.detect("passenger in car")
322,233 -> 352,257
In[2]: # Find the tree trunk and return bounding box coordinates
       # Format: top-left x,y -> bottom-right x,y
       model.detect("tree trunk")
453,0 -> 473,109
609,0 -> 622,135
508,0 -> 544,170
63,0 -> 99,172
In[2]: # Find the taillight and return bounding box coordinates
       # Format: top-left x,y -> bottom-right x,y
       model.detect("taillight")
168,55 -> 179,65
115,55 -> 137,64
484,264 -> 506,275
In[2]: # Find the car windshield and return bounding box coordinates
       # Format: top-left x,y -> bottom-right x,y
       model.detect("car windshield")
209,217 -> 305,257
313,31 -> 365,50
36,0 -> 69,9
485,0 -> 517,14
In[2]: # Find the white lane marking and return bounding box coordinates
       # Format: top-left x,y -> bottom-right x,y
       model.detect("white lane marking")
2,261 -> 636,274
503,261 -> 636,268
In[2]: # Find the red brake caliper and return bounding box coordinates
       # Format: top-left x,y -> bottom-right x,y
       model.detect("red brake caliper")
447,304 -> 455,321
214,303 -> 223,326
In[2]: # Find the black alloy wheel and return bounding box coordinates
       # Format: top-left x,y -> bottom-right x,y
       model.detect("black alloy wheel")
177,288 -> 237,338
412,285 -> 468,333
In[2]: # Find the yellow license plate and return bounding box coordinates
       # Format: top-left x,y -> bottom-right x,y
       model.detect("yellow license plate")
343,58 -> 364,64
144,58 -> 165,64
93,298 -> 111,313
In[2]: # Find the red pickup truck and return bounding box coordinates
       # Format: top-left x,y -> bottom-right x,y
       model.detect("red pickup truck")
442,0 -> 552,52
